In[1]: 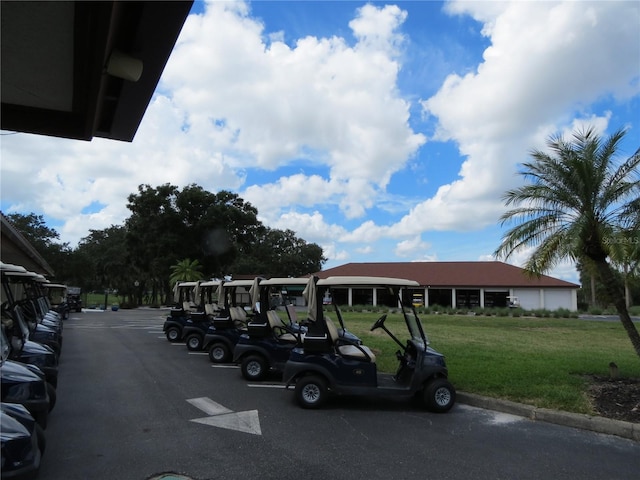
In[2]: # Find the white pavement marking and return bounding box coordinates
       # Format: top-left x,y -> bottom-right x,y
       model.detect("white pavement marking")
190,411 -> 262,435
188,352 -> 208,355
186,397 -> 262,435
211,364 -> 239,369
247,384 -> 287,389
187,397 -> 232,416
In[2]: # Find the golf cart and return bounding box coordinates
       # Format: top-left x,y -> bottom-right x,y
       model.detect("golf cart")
181,280 -> 222,351
1,306 -> 59,393
1,325 -> 50,428
203,279 -> 256,363
43,283 -> 69,319
0,402 -> 45,479
66,286 -> 83,313
163,281 -> 200,342
1,264 -> 62,356
232,277 -> 311,381
283,276 -> 456,412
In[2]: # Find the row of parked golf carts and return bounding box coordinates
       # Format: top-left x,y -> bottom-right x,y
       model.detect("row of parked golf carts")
1,262 -> 70,480
163,275 -> 456,411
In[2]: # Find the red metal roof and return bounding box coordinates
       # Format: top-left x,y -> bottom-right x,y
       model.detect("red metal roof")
316,262 -> 579,288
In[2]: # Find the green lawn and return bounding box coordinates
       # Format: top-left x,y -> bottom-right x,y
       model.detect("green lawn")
339,312 -> 640,415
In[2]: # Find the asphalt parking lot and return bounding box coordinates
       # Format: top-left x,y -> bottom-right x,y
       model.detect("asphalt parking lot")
38,308 -> 639,480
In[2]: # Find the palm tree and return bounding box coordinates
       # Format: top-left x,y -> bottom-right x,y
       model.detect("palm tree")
169,258 -> 205,286
495,126 -> 640,358
607,227 -> 640,308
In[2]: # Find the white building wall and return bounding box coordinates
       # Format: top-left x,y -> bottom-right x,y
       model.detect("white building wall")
512,288 -> 577,311
513,289 -> 542,310
542,289 -> 575,311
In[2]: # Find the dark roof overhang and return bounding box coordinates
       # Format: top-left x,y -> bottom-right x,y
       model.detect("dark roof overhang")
1,1 -> 193,142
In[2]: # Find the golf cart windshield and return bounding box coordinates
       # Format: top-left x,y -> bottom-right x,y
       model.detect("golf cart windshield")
402,305 -> 429,347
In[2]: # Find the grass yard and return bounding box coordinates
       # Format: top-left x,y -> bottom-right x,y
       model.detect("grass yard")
339,311 -> 640,415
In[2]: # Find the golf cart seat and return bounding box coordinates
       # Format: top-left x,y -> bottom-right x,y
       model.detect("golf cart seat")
266,310 -> 298,343
204,303 -> 219,316
230,306 -> 248,327
183,301 -> 197,312
326,318 -> 376,363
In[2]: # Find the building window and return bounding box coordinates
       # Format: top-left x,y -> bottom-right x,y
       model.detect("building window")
428,288 -> 452,308
456,289 -> 480,308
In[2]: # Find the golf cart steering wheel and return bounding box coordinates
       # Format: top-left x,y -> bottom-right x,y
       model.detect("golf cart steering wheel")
370,314 -> 388,331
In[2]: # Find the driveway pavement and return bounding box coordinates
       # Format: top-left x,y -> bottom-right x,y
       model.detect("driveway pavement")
36,308 -> 639,480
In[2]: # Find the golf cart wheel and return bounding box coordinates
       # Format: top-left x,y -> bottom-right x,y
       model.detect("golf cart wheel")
241,355 -> 268,381
166,327 -> 181,342
209,342 -> 230,363
46,383 -> 57,412
295,375 -> 328,409
35,423 -> 46,455
186,333 -> 203,351
423,378 -> 456,413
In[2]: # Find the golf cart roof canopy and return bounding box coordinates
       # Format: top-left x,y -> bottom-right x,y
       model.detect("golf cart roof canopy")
0,263 -> 28,273
260,277 -> 311,286
222,279 -> 257,288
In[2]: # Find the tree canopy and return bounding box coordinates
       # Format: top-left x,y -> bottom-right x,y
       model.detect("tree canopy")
6,185 -> 326,306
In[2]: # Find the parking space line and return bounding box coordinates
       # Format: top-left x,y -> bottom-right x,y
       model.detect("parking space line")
247,384 -> 287,389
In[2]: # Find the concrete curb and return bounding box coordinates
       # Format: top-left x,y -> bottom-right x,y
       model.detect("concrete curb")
457,392 -> 639,442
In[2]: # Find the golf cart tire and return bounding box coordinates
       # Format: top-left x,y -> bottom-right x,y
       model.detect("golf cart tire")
165,327 -> 181,342
186,333 -> 203,351
295,375 -> 328,409
209,342 -> 230,363
241,355 -> 268,381
423,378 -> 456,413
46,383 -> 57,412
35,423 -> 46,455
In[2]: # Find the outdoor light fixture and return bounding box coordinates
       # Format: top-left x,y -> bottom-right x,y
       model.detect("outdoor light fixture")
106,49 -> 143,82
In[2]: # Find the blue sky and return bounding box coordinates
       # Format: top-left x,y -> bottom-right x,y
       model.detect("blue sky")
2,1 -> 639,284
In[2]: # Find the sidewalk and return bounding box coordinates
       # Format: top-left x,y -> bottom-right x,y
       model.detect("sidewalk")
458,391 -> 639,441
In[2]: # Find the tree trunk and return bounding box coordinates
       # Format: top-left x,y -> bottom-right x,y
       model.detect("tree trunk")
590,273 -> 596,307
594,259 -> 640,358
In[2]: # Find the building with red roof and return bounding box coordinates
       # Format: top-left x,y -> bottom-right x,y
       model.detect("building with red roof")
317,261 -> 579,311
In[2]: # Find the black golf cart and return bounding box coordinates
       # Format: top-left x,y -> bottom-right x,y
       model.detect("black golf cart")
203,279 -> 256,363
181,280 -> 222,351
283,276 -> 456,412
0,402 -> 45,479
233,277 -> 311,381
163,280 -> 200,343
1,325 -> 50,428
43,282 -> 69,319
1,264 -> 62,356
66,286 -> 82,313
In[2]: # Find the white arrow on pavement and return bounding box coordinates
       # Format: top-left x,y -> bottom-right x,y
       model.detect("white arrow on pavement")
187,397 -> 262,436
